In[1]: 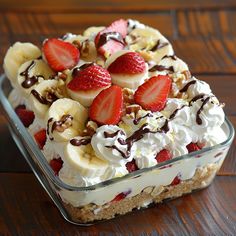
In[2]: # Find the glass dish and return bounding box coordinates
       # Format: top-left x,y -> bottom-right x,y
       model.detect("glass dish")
0,73 -> 234,225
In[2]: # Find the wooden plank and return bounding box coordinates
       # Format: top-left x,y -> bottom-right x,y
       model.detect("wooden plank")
1,12 -> 236,74
0,173 -> 235,235
0,0 -> 236,12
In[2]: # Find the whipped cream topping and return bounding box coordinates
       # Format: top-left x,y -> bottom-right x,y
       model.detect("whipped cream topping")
6,19 -> 228,192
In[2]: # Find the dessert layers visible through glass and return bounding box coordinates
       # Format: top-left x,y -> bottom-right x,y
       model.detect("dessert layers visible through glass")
1,18 -> 234,224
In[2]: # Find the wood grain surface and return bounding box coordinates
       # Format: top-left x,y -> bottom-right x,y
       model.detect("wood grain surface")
0,0 -> 235,235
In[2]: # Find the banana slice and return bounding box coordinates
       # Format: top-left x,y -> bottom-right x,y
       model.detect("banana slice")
67,87 -> 109,107
29,79 -> 66,118
105,50 -> 148,89
64,136 -> 108,177
83,26 -> 105,38
47,98 -> 88,142
126,27 -> 174,63
3,42 -> 41,86
17,59 -> 55,96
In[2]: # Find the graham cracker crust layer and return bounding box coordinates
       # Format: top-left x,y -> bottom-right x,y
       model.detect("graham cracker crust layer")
63,163 -> 220,223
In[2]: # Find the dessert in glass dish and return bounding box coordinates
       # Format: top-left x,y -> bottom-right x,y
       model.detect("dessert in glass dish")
0,19 -> 234,224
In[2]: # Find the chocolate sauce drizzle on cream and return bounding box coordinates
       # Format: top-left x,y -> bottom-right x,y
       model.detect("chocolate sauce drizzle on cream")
104,130 -> 125,138
104,121 -> 169,159
70,138 -> 91,146
20,60 -> 44,89
195,97 -> 211,125
162,55 -> 177,60
150,40 -> 169,51
133,113 -> 153,125
149,65 -> 174,73
31,89 -> 58,105
169,105 -> 187,120
179,80 -> 196,93
97,32 -> 125,48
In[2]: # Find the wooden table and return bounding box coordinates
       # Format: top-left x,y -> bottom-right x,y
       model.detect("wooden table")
0,1 -> 236,235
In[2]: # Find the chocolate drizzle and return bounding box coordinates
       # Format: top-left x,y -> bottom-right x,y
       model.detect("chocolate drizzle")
31,89 -> 58,105
20,61 -> 44,88
149,65 -> 174,73
169,105 -> 187,120
70,138 -> 91,146
105,121 -> 169,159
196,97 -> 210,125
179,80 -> 196,93
51,114 -> 73,133
189,94 -> 205,105
97,32 -> 125,48
72,63 -> 95,78
150,40 -> 169,52
133,113 -> 153,125
47,118 -> 54,140
104,130 -> 124,138
162,55 -> 177,60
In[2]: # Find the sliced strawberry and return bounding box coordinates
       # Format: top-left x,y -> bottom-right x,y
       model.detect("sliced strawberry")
98,40 -> 124,58
155,149 -> 172,163
134,75 -> 171,112
108,52 -> 146,74
186,142 -> 201,153
49,158 -> 63,176
126,159 -> 139,173
170,176 -> 181,186
111,190 -> 131,202
15,105 -> 35,128
42,38 -> 80,72
67,64 -> 111,91
34,129 -> 47,150
89,85 -> 123,125
95,19 -> 127,57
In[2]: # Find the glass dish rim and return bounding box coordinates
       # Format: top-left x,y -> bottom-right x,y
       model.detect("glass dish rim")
0,73 -> 234,192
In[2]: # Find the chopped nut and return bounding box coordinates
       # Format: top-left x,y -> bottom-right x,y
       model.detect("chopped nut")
182,70 -> 191,80
57,72 -> 68,81
80,40 -> 97,61
82,121 -> 98,136
126,104 -> 142,114
123,88 -> 134,105
72,40 -> 81,49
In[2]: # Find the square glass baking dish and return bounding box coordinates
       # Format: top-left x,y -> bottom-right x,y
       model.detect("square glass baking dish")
0,73 -> 234,225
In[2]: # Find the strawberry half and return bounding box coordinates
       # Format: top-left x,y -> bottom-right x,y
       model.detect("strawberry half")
126,159 -> 139,173
186,142 -> 201,153
34,129 -> 47,150
134,75 -> 172,112
42,38 -> 80,72
108,52 -> 146,74
89,85 -> 123,125
170,176 -> 181,186
95,19 -> 128,57
67,64 -> 111,91
15,105 -> 35,128
111,190 -> 131,202
155,149 -> 172,163
49,158 -> 63,176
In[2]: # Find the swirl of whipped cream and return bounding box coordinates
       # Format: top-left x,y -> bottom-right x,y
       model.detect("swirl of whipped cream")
91,125 -> 132,165
180,77 -> 212,99
189,95 -> 225,135
162,98 -> 191,126
133,128 -> 171,168
168,124 -> 196,157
